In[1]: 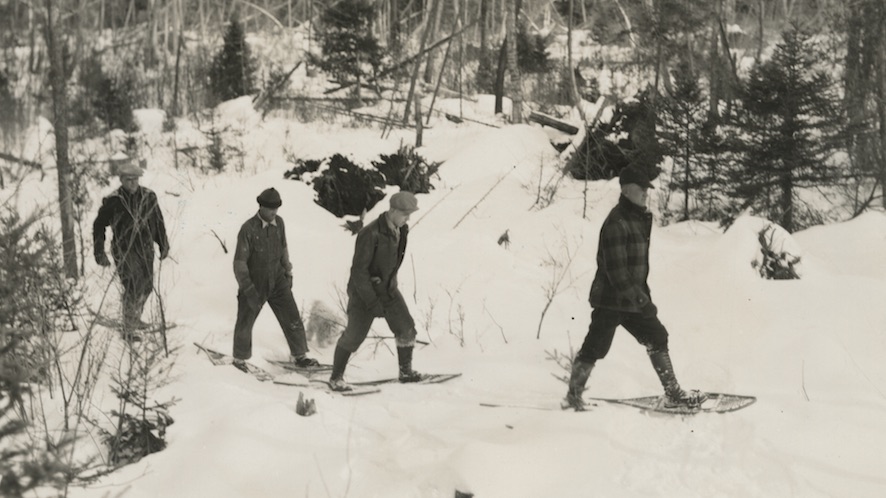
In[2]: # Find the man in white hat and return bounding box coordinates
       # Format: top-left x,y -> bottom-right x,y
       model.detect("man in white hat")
93,154 -> 169,339
328,191 -> 423,391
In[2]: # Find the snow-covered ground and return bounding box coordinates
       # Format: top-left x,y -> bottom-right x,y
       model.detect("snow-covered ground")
7,96 -> 886,497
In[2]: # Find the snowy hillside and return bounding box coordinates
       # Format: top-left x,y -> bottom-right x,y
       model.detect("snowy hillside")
8,96 -> 886,497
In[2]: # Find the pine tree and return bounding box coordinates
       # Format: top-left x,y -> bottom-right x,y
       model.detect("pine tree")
316,0 -> 382,100
209,18 -> 256,104
731,25 -> 844,233
658,57 -> 713,220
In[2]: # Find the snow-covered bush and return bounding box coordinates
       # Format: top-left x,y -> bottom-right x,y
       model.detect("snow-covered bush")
305,300 -> 342,348
372,145 -> 440,194
286,154 -> 385,217
565,90 -> 662,181
753,223 -> 801,280
103,356 -> 175,468
0,208 -> 77,496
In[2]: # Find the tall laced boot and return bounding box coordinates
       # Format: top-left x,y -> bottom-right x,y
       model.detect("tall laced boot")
648,349 -> 706,408
397,346 -> 423,383
328,346 -> 352,392
561,359 -> 594,411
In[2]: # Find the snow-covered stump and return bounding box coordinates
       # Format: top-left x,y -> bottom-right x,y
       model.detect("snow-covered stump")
296,392 -> 316,417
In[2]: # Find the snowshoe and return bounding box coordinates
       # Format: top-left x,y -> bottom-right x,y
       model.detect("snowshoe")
292,355 -> 321,368
398,369 -> 424,383
664,388 -> 708,409
561,393 -> 588,411
328,378 -> 353,392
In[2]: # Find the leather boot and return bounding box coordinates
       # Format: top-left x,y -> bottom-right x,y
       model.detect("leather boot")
649,349 -> 706,408
328,346 -> 352,391
397,346 -> 423,383
562,359 -> 594,411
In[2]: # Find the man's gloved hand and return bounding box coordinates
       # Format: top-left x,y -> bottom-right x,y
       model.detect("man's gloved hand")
243,285 -> 263,310
95,252 -> 111,267
160,247 -> 170,260
641,302 -> 658,318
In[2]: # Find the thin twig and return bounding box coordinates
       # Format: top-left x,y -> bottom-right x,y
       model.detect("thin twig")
411,183 -> 461,228
210,229 -> 228,254
453,167 -> 514,229
483,302 -> 508,344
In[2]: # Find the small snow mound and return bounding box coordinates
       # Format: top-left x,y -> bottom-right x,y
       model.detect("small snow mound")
215,96 -> 261,128
133,109 -> 167,135
724,216 -> 804,279
21,117 -> 55,163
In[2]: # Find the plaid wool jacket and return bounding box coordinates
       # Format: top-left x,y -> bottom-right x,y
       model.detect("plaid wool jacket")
589,195 -> 654,312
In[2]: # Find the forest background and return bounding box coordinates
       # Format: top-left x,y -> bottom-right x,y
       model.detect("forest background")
1,0 -> 886,496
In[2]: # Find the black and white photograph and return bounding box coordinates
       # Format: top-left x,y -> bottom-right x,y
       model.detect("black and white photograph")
1,0 -> 884,496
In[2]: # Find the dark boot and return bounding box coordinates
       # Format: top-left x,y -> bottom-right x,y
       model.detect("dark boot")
329,346 -> 352,391
397,346 -> 423,383
649,349 -> 706,408
562,359 -> 594,411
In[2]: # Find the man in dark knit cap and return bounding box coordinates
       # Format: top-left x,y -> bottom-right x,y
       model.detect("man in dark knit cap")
328,191 -> 423,391
231,187 -> 319,371
562,165 -> 706,411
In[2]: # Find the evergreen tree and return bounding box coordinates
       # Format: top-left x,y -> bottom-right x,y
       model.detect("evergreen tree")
516,23 -> 551,74
209,18 -> 256,104
316,0 -> 382,100
658,57 -> 713,220
731,25 -> 844,233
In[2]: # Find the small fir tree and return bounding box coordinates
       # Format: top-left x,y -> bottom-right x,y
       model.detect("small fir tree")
731,25 -> 844,233
658,58 -> 713,220
516,24 -> 551,74
209,18 -> 256,104
315,0 -> 382,100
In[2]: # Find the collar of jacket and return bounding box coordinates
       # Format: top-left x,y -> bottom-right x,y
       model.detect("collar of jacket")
114,185 -> 144,199
617,194 -> 650,218
255,212 -> 278,228
377,212 -> 408,238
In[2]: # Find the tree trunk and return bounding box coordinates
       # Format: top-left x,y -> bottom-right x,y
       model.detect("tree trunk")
480,0 -> 488,65
707,17 -> 722,122
505,0 -> 522,123
878,7 -> 886,208
566,0 -> 586,123
780,168 -> 794,233
45,0 -> 78,278
756,0 -> 764,61
390,0 -> 401,55
403,0 -> 436,123
422,0 -> 445,84
494,36 -> 507,114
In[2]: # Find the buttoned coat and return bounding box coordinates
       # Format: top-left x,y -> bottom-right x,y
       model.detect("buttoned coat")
589,195 -> 654,313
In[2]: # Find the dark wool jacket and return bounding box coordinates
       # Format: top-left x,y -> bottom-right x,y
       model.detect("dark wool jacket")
233,214 -> 294,298
589,195 -> 654,312
348,212 -> 408,309
93,186 -> 169,261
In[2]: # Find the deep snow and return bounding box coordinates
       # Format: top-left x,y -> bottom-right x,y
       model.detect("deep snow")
7,95 -> 886,497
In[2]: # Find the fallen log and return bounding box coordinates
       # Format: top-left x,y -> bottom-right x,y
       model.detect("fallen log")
528,111 -> 579,135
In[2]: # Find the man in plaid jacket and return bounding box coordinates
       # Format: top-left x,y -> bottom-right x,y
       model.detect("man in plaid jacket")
563,165 -> 706,411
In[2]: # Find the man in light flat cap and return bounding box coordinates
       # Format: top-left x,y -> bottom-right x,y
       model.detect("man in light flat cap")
563,165 -> 706,411
93,154 -> 169,339
328,191 -> 423,391
231,187 -> 319,371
